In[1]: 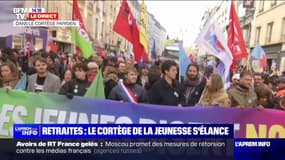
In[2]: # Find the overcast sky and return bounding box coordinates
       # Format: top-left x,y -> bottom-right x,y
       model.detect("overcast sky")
143,1 -> 222,47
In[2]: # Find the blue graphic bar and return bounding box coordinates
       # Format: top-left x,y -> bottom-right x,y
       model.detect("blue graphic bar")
235,139 -> 285,160
14,124 -> 233,139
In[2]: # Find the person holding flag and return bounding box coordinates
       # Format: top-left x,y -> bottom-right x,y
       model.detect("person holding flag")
108,66 -> 148,103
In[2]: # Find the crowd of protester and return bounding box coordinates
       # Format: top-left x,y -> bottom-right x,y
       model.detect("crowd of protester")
1,48 -> 285,111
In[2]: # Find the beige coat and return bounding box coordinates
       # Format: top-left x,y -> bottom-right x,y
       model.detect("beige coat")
27,72 -> 61,93
228,85 -> 257,107
199,89 -> 231,107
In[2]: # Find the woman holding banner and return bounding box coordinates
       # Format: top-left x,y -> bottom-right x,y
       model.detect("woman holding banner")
59,63 -> 90,97
198,73 -> 231,107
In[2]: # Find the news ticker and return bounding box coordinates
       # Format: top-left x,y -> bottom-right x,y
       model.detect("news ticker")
5,139 -> 285,160
13,124 -> 233,139
1,124 -> 283,159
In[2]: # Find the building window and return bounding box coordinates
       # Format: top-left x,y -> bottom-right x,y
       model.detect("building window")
255,26 -> 261,45
87,13 -> 93,36
102,22 -> 104,41
282,18 -> 285,41
95,18 -> 99,40
102,0 -> 106,12
271,0 -> 277,7
259,0 -> 264,12
266,22 -> 273,43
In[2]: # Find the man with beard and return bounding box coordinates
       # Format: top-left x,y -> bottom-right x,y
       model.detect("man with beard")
27,57 -> 61,93
117,61 -> 127,80
183,63 -> 207,106
228,71 -> 257,107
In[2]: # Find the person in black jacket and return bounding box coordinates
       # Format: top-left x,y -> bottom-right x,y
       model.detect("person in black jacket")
103,66 -> 118,98
59,63 -> 90,97
108,66 -> 147,103
149,60 -> 185,106
136,64 -> 150,90
183,63 -> 206,106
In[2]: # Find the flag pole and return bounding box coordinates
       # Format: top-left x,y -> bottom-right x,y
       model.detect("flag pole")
72,0 -> 76,55
246,56 -> 252,73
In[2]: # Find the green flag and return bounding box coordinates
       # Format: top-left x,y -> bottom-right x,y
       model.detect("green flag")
72,0 -> 94,59
84,69 -> 105,99
72,28 -> 94,59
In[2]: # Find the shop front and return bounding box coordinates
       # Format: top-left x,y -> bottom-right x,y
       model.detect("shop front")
5,27 -> 48,51
262,43 -> 283,72
51,28 -> 74,53
277,43 -> 285,72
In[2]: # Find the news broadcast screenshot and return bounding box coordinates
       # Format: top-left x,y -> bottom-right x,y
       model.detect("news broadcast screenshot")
0,0 -> 284,160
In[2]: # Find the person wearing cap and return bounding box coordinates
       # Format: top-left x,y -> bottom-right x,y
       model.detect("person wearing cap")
230,73 -> 240,89
87,61 -> 98,83
228,71 -> 257,108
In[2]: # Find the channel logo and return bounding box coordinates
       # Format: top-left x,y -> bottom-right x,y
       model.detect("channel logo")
14,127 -> 39,136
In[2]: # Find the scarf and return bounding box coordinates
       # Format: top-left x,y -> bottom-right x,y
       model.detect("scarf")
184,74 -> 203,87
104,73 -> 118,83
1,76 -> 18,88
184,74 -> 203,103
